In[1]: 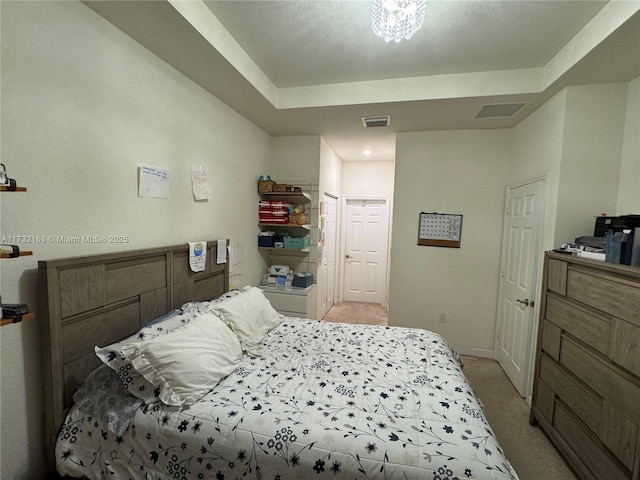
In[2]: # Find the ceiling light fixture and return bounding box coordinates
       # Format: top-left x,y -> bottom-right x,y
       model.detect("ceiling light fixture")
363,149 -> 372,156
371,0 -> 426,43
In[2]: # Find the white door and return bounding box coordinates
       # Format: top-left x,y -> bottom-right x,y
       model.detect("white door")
343,199 -> 389,304
318,195 -> 338,318
496,179 -> 545,397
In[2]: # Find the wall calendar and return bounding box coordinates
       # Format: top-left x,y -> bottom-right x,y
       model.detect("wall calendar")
418,212 -> 463,248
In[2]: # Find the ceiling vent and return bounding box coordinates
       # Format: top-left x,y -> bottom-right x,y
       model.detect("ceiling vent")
362,115 -> 391,128
475,103 -> 527,119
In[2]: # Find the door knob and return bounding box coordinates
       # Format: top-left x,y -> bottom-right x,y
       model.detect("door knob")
516,298 -> 531,307
345,254 -> 351,258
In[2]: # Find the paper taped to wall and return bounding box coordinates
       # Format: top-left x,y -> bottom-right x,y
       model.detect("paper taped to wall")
217,239 -> 227,264
138,165 -> 169,198
191,167 -> 211,201
188,241 -> 207,272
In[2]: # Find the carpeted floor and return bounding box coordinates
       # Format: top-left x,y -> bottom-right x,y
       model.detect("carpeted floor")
322,302 -> 577,480
322,301 -> 388,325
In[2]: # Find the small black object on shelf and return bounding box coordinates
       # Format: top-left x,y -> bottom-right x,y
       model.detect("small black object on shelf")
2,303 -> 29,322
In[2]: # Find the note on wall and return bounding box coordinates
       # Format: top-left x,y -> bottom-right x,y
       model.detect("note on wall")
138,165 -> 170,198
191,167 -> 211,201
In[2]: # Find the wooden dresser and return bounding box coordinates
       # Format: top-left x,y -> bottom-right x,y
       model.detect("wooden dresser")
530,251 -> 640,480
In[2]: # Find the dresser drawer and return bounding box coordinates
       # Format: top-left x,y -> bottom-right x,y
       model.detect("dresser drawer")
559,336 -> 640,422
545,294 -> 611,356
566,268 -> 640,326
553,402 -> 629,480
540,353 -> 639,470
539,354 -> 602,434
264,291 -> 307,313
547,258 -> 568,295
260,286 -> 316,319
610,318 -> 640,378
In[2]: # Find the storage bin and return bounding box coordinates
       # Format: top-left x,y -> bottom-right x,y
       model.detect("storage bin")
258,180 -> 275,192
293,273 -> 313,288
258,235 -> 275,247
284,236 -> 310,249
289,212 -> 309,225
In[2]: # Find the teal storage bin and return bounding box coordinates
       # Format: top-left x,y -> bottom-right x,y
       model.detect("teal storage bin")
284,235 -> 310,249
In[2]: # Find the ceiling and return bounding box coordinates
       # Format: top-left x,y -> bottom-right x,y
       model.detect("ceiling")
84,1 -> 640,161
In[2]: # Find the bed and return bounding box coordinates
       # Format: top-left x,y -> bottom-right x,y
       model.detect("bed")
40,241 -> 519,480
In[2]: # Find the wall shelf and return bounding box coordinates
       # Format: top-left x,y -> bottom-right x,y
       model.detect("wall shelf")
258,246 -> 311,253
258,191 -> 310,202
1,250 -> 33,259
0,185 -> 27,192
1,312 -> 34,327
258,222 -> 311,230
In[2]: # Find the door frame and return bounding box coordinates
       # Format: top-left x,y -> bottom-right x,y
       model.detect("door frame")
338,196 -> 392,306
494,176 -> 547,403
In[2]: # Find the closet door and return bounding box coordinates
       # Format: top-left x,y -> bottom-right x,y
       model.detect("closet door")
496,179 -> 545,397
324,195 -> 337,311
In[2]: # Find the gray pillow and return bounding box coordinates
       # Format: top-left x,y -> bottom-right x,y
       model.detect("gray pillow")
73,365 -> 143,435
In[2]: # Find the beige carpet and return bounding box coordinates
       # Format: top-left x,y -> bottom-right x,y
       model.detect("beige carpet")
462,356 -> 577,480
322,303 -> 576,480
322,301 -> 388,325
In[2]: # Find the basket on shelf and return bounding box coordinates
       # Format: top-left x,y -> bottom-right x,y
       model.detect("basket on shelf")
273,183 -> 290,192
258,180 -> 276,192
289,212 -> 309,225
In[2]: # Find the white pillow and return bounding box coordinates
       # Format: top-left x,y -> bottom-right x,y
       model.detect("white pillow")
212,286 -> 283,355
95,291 -> 243,404
95,309 -> 193,405
121,313 -> 242,406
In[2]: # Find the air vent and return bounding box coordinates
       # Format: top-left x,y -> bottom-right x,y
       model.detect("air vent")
362,115 -> 391,128
475,103 -> 526,119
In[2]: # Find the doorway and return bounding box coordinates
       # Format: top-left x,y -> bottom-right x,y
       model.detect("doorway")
495,178 -> 546,398
342,198 -> 390,305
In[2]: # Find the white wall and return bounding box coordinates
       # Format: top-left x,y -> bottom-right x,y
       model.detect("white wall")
0,2 -> 270,478
511,82 -> 635,250
342,161 -> 395,199
510,89 -> 567,251
617,76 -> 640,215
389,130 -> 510,355
319,138 -> 342,198
555,84 -> 627,244
269,136 -> 320,183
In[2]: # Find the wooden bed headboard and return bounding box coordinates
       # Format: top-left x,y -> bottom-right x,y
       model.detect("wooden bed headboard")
38,240 -> 229,469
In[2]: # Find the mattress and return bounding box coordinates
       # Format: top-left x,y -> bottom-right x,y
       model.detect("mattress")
56,318 -> 518,479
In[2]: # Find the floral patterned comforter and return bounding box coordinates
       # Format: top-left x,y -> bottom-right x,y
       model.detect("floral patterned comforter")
56,318 -> 518,480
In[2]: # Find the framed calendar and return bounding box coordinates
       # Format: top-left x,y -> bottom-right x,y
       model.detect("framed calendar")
417,212 -> 463,248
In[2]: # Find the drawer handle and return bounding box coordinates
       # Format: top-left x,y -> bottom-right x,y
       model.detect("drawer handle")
516,298 -> 532,307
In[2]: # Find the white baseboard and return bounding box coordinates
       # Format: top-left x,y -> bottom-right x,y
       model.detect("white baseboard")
452,346 -> 496,359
